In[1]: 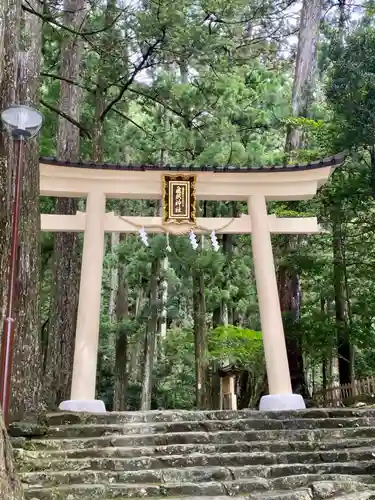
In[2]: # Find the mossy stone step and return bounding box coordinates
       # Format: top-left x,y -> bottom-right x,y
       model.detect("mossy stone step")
248,493 -> 312,500
13,437 -> 375,460
19,461 -> 375,487
22,475 -> 375,500
37,417 -> 375,438
37,408 -> 375,427
16,447 -> 375,473
13,418 -> 375,441
12,426 -> 375,452
24,490 -> 313,500
329,494 -> 375,500
24,493 -> 375,500
310,479 -> 375,498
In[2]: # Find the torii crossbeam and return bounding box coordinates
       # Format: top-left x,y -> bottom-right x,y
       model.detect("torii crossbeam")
41,212 -> 322,234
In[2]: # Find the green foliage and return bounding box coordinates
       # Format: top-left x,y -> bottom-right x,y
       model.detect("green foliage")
208,325 -> 263,370
326,26 -> 375,149
208,325 -> 265,407
154,328 -> 196,409
152,326 -> 265,409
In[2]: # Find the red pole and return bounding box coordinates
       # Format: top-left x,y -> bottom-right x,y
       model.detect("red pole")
0,137 -> 24,425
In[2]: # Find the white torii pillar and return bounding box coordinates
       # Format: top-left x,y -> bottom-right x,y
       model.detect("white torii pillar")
59,190 -> 107,413
248,195 -> 305,411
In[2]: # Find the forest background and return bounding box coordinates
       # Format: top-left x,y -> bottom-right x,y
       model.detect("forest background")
0,0 -> 374,422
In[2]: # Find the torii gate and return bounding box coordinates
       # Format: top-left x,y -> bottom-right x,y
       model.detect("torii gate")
39,153 -> 345,413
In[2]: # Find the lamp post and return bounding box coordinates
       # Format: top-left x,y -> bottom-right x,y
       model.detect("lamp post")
0,105 -> 43,424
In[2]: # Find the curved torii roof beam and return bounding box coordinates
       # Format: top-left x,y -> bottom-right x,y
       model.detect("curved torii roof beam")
39,153 -> 346,202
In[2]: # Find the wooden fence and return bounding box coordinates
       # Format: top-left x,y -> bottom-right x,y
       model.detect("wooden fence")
313,376 -> 375,406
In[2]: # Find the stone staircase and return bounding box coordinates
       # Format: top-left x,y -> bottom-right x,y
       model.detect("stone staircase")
9,408 -> 375,500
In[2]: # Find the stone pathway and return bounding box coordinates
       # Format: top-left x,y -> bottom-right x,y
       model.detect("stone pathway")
10,408 -> 375,499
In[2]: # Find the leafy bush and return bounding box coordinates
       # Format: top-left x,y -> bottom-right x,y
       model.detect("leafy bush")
207,325 -> 263,370
208,325 -> 265,408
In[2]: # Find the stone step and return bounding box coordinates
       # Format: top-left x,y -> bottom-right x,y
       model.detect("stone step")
22,474 -> 375,499
247,493 -> 312,500
252,492 -> 374,500
14,437 -> 375,459
12,426 -> 375,450
329,494 -> 375,500
111,496 -> 310,500
13,417 -> 375,439
254,493 -> 374,500
16,447 -> 375,473
23,492 -> 375,500
24,489 -> 313,500
310,479 -> 375,498
19,461 -> 375,486
38,408 -> 375,426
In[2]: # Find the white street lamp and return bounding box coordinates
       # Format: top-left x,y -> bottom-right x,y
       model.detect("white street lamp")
1,104 -> 43,138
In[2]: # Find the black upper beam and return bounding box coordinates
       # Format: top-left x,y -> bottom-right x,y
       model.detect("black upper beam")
39,152 -> 347,174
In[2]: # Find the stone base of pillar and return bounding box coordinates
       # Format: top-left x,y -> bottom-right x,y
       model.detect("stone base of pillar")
59,399 -> 106,413
259,393 -> 306,411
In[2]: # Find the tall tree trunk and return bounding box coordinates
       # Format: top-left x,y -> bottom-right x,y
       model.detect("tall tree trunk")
113,234 -> 129,411
277,0 -> 322,398
159,127 -> 169,345
338,0 -> 347,32
92,0 -> 121,162
193,269 -> 208,409
128,287 -> 146,379
10,0 -> 43,421
193,202 -> 209,410
92,77 -> 105,162
331,0 -> 352,391
285,0 -> 322,153
159,251 -> 168,343
44,0 -> 86,409
108,232 -> 120,322
277,264 -> 307,396
0,0 -> 19,319
211,211 -> 235,409
320,295 -> 328,395
140,259 -> 160,410
93,0 -> 122,403
211,256 -> 223,409
332,216 -> 351,385
0,409 -> 24,499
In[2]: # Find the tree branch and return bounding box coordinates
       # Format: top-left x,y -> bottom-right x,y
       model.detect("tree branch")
111,107 -> 195,157
100,28 -> 167,121
41,72 -> 95,93
22,0 -> 126,36
128,86 -> 188,122
112,107 -> 155,138
40,99 -> 91,138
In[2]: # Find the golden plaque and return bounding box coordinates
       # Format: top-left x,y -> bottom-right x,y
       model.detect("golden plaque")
162,175 -> 196,225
